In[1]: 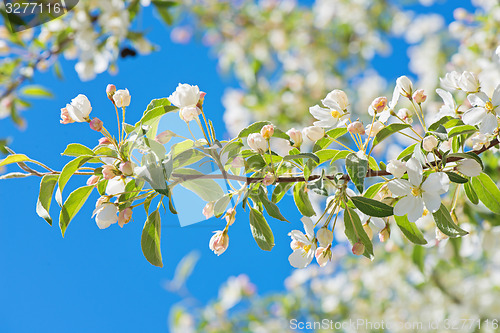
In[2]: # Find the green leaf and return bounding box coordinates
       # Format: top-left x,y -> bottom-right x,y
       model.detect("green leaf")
315,149 -> 340,164
141,210 -> 163,267
62,143 -> 95,157
249,208 -> 275,251
350,196 -> 394,217
346,152 -> 368,192
214,195 -> 231,218
20,85 -> 53,98
283,152 -> 319,164
175,168 -> 225,202
445,171 -> 468,184
398,143 -> 417,160
326,127 -> 348,140
447,152 -> 484,170
464,181 -> 479,205
56,156 -> 92,206
0,153 -> 32,167
258,188 -> 288,222
363,182 -> 384,199
373,123 -> 411,146
394,215 -> 428,245
134,105 -> 177,128
343,208 -> 374,259
152,0 -> 177,25
59,185 -> 94,237
145,98 -> 171,112
447,125 -> 478,138
428,116 -> 454,131
471,173 -> 500,214
293,183 -> 316,217
36,175 -> 58,225
272,183 -> 293,203
432,204 -> 468,237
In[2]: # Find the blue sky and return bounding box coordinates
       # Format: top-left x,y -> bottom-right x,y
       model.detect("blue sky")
0,1 -> 475,332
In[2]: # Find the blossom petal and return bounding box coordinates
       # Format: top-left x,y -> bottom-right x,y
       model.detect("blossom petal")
421,172 -> 449,195
388,179 -> 411,196
289,230 -> 308,244
406,158 -> 423,186
394,195 -> 417,217
422,192 -> 442,213
407,197 -> 425,222
309,105 -> 332,121
321,99 -> 342,111
301,216 -> 315,239
288,249 -> 313,268
313,120 -> 336,128
436,88 -> 455,109
462,107 -> 487,126
467,92 -> 489,107
492,83 -> 500,107
479,113 -> 498,134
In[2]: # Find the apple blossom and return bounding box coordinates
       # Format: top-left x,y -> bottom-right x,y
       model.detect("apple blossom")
106,178 -> 126,196
89,118 -> 103,131
179,106 -> 201,122
436,88 -> 457,118
203,202 -> 214,219
458,71 -> 480,93
309,91 -> 349,128
379,225 -> 390,242
347,121 -> 365,135
397,108 -> 412,123
209,230 -> 229,256
370,96 -> 388,114
423,136 -> 438,152
59,107 -> 75,125
260,124 -> 274,139
365,121 -> 384,137
440,139 -> 452,152
386,159 -> 407,178
286,128 -> 303,147
106,84 -> 116,100
225,208 -> 236,225
470,133 -> 489,150
262,173 -> 275,186
155,130 -> 175,144
168,83 -> 201,109
352,242 -> 365,256
302,126 -> 325,141
456,159 -> 482,177
119,161 -> 134,176
288,217 -> 316,268
412,89 -> 427,104
118,208 -> 133,227
102,165 -> 118,180
315,247 -> 331,267
440,71 -> 461,91
99,137 -> 112,145
323,89 -> 349,111
388,158 -> 450,222
463,84 -> 500,134
92,203 -> 118,229
86,175 -> 100,186
317,227 -> 333,247
247,133 -> 268,153
64,94 -> 92,122
113,89 -> 131,108
396,75 -> 413,98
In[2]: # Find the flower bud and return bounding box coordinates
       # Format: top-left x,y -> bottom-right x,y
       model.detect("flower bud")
365,121 -> 384,137
315,247 -> 332,267
247,133 -> 268,153
118,208 -> 133,228
89,118 -> 103,132
225,208 -> 236,225
386,159 -> 407,178
412,89 -> 427,104
302,126 -> 325,141
379,225 -> 391,242
64,94 -> 92,122
155,130 -> 175,144
86,175 -> 100,186
352,241 -> 365,256
179,105 -> 201,122
324,89 -> 349,110
106,84 -> 116,101
113,89 -> 131,108
99,137 -> 112,145
397,108 -> 412,123
363,223 -> 373,240
119,161 -> 134,176
261,124 -> 275,139
231,156 -> 246,169
286,128 -> 303,147
262,173 -> 276,186
317,227 -> 333,247
209,230 -> 229,256
458,71 -> 480,93
203,202 -> 214,219
347,121 -> 365,135
456,159 -> 482,177
102,165 -> 118,180
423,136 -> 438,152
59,107 -> 75,124
370,97 -> 388,114
396,75 -> 413,98
197,91 -> 207,108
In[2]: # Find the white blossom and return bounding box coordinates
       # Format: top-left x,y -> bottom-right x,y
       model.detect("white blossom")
92,203 -> 118,229
288,217 -> 317,268
463,84 -> 500,134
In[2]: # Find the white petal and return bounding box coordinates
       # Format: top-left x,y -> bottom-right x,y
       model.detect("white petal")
313,120 -> 336,128
463,107 -> 487,126
406,158 -> 423,186
378,110 -> 391,123
322,99 -> 342,111
370,217 -> 386,230
479,113 -> 498,134
422,193 -> 442,213
421,172 -> 449,195
106,178 -> 126,196
288,249 -> 312,268
309,105 -> 332,121
492,83 -> 500,106
436,88 -> 455,109
289,230 -> 307,243
407,197 -> 425,222
388,179 -> 411,196
388,85 -> 400,109
394,196 -> 416,217
301,216 -> 315,239
467,92 -> 489,107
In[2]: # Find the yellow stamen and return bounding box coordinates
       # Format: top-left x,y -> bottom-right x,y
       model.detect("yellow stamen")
486,101 -> 494,111
423,209 -> 429,216
411,186 -> 422,197
331,110 -> 341,118
303,244 -> 312,253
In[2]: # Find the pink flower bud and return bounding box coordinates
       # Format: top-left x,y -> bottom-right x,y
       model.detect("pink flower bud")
197,91 -> 207,108
347,121 -> 365,135
286,128 -> 303,147
203,202 -> 214,219
119,161 -> 134,176
412,89 -> 427,104
60,107 -> 75,124
99,137 -> 112,145
262,173 -> 275,186
379,225 -> 391,243
370,96 -> 388,114
225,208 -> 236,226
89,118 -> 103,132
155,130 -> 174,144
102,165 -> 117,180
95,196 -> 109,208
352,241 -> 365,256
209,230 -> 229,256
86,175 -> 100,186
118,208 -> 133,228
106,84 -> 116,101
260,124 -> 275,139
